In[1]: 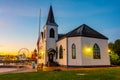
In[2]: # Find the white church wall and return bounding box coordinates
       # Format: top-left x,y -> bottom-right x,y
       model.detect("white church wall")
45,25 -> 58,64
38,41 -> 46,65
81,37 -> 110,66
56,38 -> 67,66
44,25 -> 58,50
46,25 -> 58,41
67,37 -> 82,66
46,38 -> 56,50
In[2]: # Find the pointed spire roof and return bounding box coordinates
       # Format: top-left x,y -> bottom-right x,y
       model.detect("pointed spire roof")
46,5 -> 58,26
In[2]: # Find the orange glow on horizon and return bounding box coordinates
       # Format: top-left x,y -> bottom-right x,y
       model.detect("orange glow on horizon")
0,51 -> 32,57
0,51 -> 18,56
0,45 -> 35,57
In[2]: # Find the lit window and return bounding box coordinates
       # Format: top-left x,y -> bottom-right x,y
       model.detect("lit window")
72,44 -> 76,59
93,43 -> 101,59
59,45 -> 63,59
50,28 -> 54,38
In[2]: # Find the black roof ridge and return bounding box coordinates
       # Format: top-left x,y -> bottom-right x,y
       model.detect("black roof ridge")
82,24 -> 108,39
65,24 -> 108,39
65,24 -> 84,36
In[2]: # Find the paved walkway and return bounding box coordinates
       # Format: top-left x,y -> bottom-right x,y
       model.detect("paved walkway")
0,65 -> 36,75
0,65 -> 120,75
0,68 -> 18,73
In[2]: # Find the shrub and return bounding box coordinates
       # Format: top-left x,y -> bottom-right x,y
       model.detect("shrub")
109,52 -> 120,65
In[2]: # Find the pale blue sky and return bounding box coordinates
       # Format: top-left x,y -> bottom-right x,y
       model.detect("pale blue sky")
0,0 -> 120,52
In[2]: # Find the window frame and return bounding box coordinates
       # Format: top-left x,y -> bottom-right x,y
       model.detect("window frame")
56,47 -> 58,59
72,43 -> 76,59
59,45 -> 63,59
49,28 -> 55,38
93,43 -> 101,59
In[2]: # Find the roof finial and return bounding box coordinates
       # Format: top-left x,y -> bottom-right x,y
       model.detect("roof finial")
50,0 -> 52,6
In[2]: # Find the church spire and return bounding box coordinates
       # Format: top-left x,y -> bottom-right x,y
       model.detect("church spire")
46,5 -> 58,26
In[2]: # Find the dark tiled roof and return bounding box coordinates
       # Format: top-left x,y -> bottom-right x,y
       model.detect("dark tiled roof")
65,24 -> 108,39
58,34 -> 66,40
47,48 -> 56,54
46,5 -> 58,26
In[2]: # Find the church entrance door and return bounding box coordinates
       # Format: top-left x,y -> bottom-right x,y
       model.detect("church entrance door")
48,52 -> 54,63
47,48 -> 56,66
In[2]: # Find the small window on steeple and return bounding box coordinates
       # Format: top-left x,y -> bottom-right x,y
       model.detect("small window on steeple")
50,28 -> 54,38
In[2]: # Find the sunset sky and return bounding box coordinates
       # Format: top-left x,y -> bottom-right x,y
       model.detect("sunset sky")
0,0 -> 120,54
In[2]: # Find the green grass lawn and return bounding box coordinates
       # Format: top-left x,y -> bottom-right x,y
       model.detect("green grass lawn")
0,67 -> 120,80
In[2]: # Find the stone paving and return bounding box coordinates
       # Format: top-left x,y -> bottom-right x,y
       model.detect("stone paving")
0,65 -> 35,74
0,68 -> 18,73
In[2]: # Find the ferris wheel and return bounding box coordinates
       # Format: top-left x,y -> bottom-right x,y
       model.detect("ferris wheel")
18,48 -> 30,60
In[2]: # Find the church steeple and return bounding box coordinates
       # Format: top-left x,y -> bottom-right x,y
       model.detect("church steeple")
46,5 -> 58,26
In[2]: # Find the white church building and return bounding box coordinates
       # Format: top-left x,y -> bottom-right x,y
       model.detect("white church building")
38,5 -> 110,67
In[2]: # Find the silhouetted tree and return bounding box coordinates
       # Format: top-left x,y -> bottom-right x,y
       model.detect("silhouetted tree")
114,39 -> 120,57
109,51 -> 119,65
109,39 -> 120,57
108,42 -> 114,51
109,39 -> 120,65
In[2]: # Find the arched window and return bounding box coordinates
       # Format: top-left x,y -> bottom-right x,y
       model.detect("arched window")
59,45 -> 63,59
93,43 -> 101,59
72,44 -> 76,59
56,47 -> 58,59
49,28 -> 54,38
